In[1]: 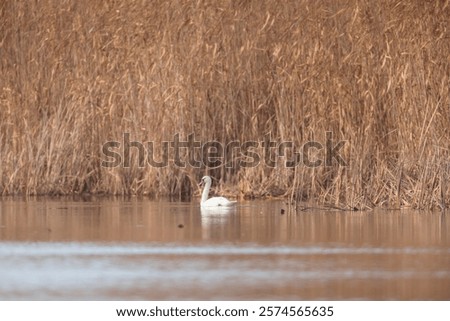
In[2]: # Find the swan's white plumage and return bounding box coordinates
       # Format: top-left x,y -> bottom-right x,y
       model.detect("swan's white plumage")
199,176 -> 237,208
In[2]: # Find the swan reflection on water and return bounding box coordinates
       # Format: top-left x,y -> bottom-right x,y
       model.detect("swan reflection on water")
200,205 -> 237,240
200,205 -> 236,224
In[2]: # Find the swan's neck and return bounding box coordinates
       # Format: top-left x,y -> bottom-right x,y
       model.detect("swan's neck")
201,180 -> 211,203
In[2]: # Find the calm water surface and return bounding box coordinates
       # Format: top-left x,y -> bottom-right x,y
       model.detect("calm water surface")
0,198 -> 449,300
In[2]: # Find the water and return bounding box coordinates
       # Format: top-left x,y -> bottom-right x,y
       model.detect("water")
0,198 -> 449,300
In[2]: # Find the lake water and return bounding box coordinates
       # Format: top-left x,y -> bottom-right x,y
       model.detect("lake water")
0,198 -> 449,300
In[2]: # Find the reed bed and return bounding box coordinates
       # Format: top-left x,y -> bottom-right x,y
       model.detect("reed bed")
1,0 -> 449,209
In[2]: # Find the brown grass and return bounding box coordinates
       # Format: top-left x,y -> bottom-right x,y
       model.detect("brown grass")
1,0 -> 449,209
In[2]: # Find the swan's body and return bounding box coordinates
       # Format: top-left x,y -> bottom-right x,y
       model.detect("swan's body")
199,176 -> 237,208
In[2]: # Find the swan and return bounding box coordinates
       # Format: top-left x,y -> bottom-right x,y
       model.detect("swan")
199,176 -> 237,208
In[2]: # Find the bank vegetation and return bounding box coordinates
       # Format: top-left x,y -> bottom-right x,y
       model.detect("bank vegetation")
1,0 -> 449,209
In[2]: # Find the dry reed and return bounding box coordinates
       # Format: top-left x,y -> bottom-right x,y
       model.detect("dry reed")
1,0 -> 449,209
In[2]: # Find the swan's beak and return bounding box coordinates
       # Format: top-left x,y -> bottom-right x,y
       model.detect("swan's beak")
198,180 -> 204,187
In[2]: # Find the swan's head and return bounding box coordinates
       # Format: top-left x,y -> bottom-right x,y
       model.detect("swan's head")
199,175 -> 212,187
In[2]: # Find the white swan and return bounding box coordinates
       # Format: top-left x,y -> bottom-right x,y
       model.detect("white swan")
199,176 -> 237,208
